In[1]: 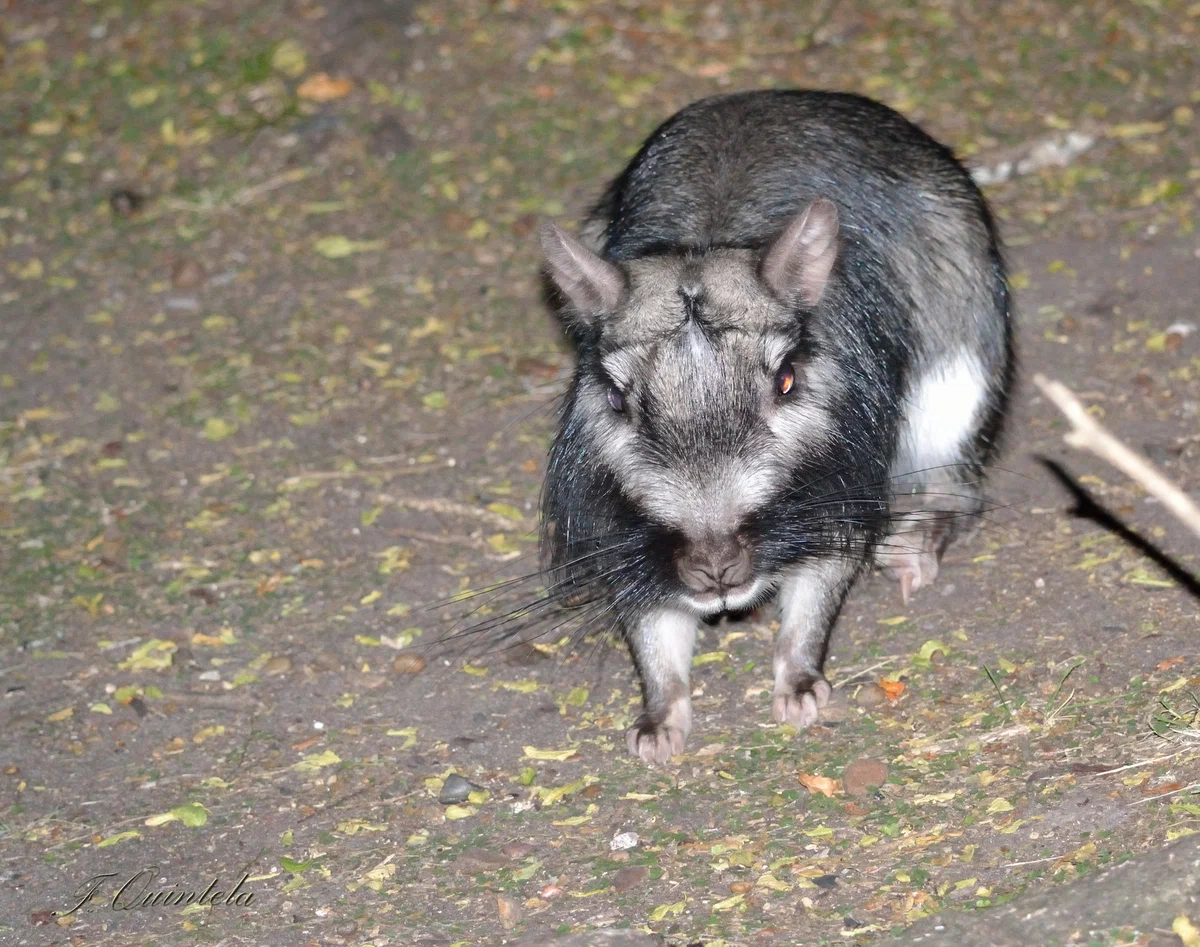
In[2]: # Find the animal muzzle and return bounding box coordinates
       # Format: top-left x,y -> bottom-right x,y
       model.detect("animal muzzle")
677,534 -> 754,594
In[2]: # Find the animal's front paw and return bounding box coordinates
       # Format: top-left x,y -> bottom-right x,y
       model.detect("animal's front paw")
625,716 -> 688,765
772,675 -> 832,729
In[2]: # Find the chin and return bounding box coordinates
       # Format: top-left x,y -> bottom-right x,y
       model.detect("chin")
679,575 -> 774,618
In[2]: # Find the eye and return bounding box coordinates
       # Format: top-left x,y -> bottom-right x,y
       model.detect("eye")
775,361 -> 796,397
607,385 -> 626,413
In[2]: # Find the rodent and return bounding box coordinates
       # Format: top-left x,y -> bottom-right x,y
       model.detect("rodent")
536,89 -> 1015,765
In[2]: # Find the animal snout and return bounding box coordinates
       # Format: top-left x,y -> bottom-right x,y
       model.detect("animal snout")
678,535 -> 753,594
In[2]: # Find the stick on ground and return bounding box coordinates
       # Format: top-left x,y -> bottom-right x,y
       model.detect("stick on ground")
1033,373 -> 1200,541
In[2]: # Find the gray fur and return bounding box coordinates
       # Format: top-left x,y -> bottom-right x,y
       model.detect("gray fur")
539,90 -> 1015,765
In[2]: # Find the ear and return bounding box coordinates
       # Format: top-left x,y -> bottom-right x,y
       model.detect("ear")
760,199 -> 840,307
540,221 -> 626,321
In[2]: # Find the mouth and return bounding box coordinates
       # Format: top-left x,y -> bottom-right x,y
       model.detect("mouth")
680,576 -> 773,617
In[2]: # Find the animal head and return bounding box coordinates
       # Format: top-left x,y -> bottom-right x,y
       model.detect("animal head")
540,202 -> 851,615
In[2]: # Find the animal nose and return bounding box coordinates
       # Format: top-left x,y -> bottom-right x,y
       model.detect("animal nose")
678,535 -> 753,594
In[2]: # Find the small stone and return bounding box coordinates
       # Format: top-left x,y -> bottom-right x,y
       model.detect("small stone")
264,655 -> 292,676
539,883 -> 564,900
496,893 -> 523,930
334,920 -> 359,936
109,188 -> 145,217
819,689 -> 850,723
171,258 -> 205,289
813,873 -> 839,889
438,774 -> 478,805
504,641 -> 548,667
514,931 -> 665,947
612,865 -> 647,892
610,831 -> 639,851
393,652 -> 427,674
843,758 -> 889,797
458,847 -> 507,872
730,880 -> 753,894
501,840 -> 535,859
580,783 -> 603,799
314,651 -> 342,671
370,117 -> 414,160
855,683 -> 888,708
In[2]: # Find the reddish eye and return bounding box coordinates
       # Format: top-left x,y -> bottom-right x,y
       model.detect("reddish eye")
775,362 -> 796,396
607,386 -> 625,413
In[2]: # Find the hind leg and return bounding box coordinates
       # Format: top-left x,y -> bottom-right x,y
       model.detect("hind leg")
876,479 -> 979,604
880,355 -> 995,603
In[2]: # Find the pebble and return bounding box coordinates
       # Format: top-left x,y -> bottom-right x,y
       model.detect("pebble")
729,880 -> 753,894
334,920 -> 358,936
264,655 -> 292,676
369,117 -> 414,160
539,883 -> 564,900
457,847 -> 508,872
610,831 -> 639,851
819,689 -> 850,722
393,652 -> 427,674
855,683 -> 888,708
438,774 -> 478,805
314,651 -> 342,672
171,258 -> 205,289
501,840 -> 535,859
495,894 -> 523,930
843,758 -> 889,797
513,932 -> 666,946
611,865 -> 647,892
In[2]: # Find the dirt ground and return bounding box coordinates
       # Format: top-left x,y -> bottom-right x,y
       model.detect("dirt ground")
1,1 -> 1199,945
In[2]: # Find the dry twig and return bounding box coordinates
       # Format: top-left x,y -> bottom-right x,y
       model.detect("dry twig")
1034,374 -> 1200,540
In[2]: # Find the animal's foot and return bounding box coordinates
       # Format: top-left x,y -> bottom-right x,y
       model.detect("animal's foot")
626,717 -> 688,765
878,517 -> 947,604
881,549 -> 940,605
771,675 -> 832,729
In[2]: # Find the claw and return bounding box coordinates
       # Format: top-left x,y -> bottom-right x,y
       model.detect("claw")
899,570 -> 914,605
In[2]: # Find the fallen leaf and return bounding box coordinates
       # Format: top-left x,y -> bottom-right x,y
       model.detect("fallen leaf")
313,235 -> 385,259
523,746 -> 579,761
878,679 -> 906,700
272,39 -> 308,78
297,73 -> 352,101
649,900 -> 686,921
798,772 -> 841,797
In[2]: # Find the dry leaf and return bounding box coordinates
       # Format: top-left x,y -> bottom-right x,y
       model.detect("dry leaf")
297,73 -> 352,101
878,679 -> 906,700
798,772 -> 841,797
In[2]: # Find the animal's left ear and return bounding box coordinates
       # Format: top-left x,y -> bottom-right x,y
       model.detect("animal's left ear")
760,199 -> 840,307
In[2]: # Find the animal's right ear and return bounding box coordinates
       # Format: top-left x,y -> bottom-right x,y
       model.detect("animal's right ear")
540,222 -> 626,328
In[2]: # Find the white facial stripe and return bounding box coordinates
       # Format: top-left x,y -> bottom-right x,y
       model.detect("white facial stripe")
600,349 -> 642,391
760,333 -> 793,372
625,456 -> 775,537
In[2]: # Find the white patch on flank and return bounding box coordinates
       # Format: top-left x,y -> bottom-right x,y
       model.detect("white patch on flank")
893,351 -> 988,478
